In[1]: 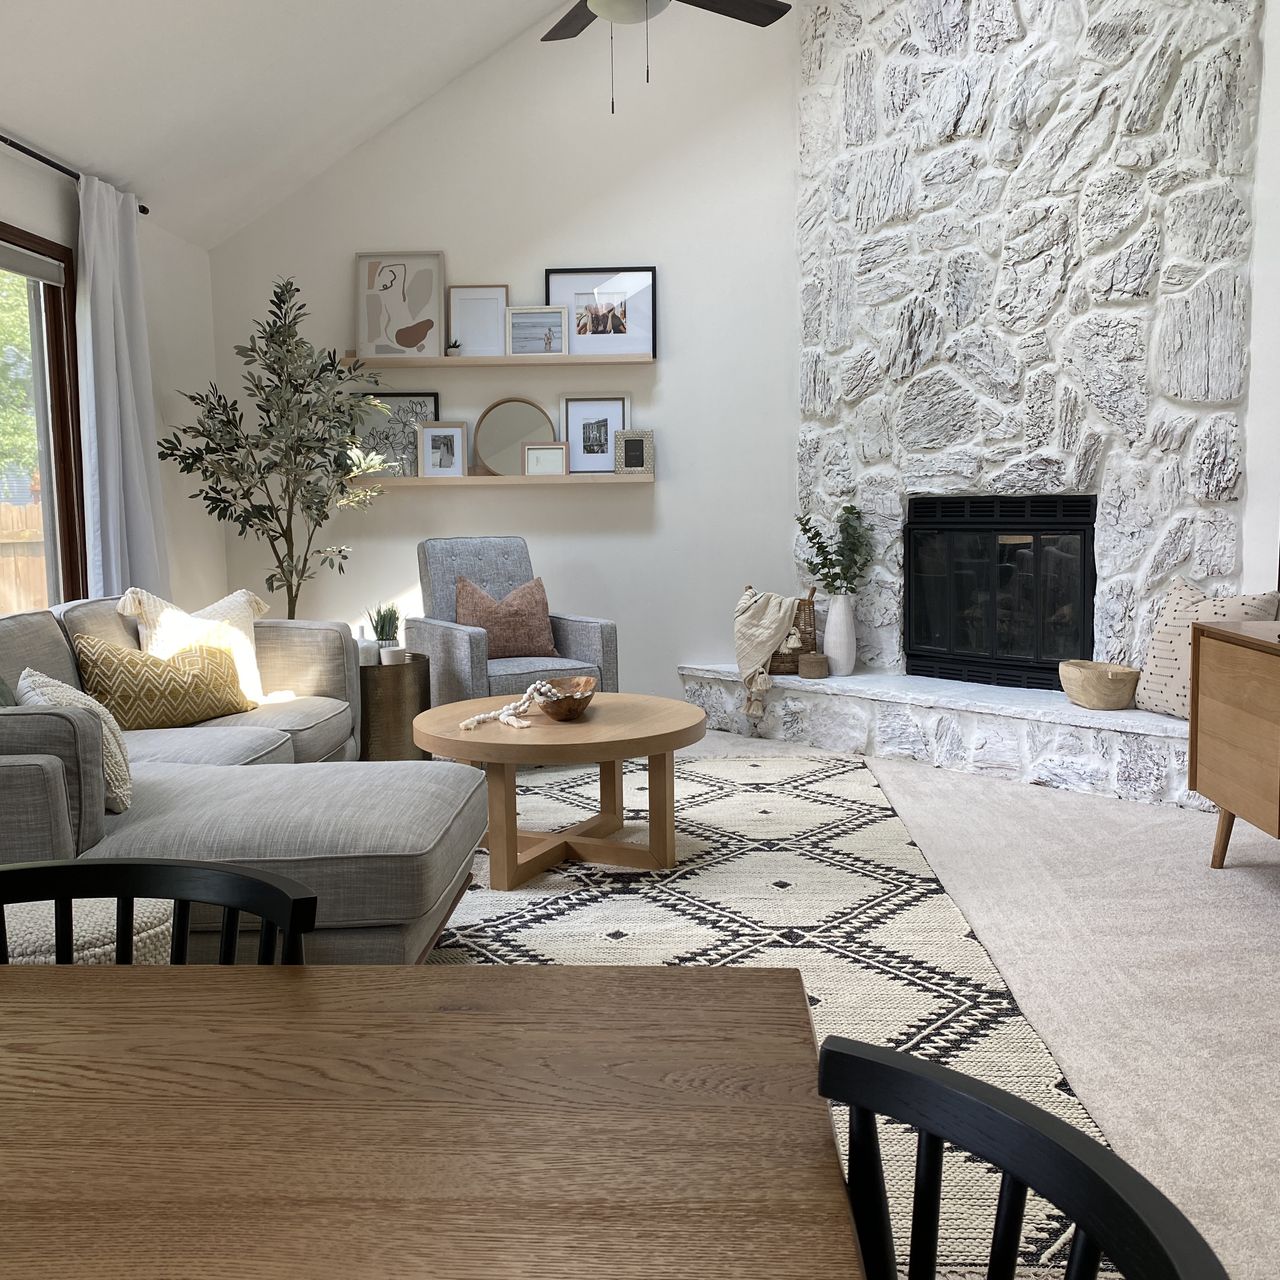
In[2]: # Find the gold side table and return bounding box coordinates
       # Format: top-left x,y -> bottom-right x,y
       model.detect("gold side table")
359,653 -> 431,761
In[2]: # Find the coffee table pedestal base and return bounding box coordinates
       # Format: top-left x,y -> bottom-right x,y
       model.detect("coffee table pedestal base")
480,754 -> 676,891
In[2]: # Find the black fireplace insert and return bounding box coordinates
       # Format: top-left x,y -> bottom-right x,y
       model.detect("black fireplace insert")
903,494 -> 1097,690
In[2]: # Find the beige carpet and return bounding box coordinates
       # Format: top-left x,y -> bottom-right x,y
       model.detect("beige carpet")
870,754 -> 1280,1280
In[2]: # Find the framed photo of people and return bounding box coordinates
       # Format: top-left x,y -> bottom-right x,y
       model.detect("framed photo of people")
561,394 -> 629,473
507,305 -> 569,356
545,267 -> 656,358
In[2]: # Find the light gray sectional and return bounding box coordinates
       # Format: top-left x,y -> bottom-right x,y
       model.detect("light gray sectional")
0,597 -> 487,963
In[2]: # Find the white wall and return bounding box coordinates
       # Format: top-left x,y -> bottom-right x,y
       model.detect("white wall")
1245,0 -> 1280,593
209,8 -> 800,695
0,147 -> 227,607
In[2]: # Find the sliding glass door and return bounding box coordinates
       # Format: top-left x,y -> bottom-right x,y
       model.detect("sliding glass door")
0,223 -> 82,613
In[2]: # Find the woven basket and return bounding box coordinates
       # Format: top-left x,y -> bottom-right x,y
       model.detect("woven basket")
769,589 -> 818,675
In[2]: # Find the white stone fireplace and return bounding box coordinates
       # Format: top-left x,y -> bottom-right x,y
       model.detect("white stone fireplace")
679,0 -> 1260,807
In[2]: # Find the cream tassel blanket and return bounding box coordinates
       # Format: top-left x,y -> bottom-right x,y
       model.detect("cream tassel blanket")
735,587 -> 800,718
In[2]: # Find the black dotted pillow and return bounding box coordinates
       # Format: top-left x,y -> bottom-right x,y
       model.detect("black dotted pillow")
1136,578 -> 1280,719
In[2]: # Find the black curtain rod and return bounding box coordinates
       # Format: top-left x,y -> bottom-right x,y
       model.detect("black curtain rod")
0,131 -> 150,216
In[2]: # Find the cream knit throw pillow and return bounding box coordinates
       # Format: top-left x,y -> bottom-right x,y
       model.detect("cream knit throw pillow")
118,587 -> 268,703
16,667 -> 132,813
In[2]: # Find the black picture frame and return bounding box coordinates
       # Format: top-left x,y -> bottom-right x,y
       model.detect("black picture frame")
353,390 -> 440,477
545,266 -> 657,359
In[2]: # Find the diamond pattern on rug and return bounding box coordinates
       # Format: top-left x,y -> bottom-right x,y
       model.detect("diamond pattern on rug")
431,755 -> 1112,1278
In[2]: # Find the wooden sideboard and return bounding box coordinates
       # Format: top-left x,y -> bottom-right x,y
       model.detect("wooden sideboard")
1189,620 -> 1280,867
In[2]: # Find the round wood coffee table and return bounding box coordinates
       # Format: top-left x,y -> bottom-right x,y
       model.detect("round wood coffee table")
413,693 -> 707,890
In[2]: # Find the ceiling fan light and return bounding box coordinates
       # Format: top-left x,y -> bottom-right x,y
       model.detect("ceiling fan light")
587,0 -> 672,23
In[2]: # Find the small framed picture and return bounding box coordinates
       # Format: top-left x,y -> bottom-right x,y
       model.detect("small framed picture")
561,395 -> 629,473
355,391 -> 440,476
420,422 -> 468,478
546,267 -> 656,358
448,285 -> 508,357
524,442 -> 569,477
356,251 -> 445,359
507,305 -> 569,356
614,429 -> 654,476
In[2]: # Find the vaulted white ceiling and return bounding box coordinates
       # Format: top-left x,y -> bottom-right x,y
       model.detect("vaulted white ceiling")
0,0 -> 565,247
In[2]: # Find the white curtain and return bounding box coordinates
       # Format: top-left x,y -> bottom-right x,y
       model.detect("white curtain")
77,175 -> 170,598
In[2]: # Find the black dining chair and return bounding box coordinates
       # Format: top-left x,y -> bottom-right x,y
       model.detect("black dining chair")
819,1037 -> 1226,1280
0,858 -> 318,966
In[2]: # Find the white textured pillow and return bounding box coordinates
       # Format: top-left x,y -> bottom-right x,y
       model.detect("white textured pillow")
1136,578 -> 1280,719
16,667 -> 132,813
118,587 -> 268,704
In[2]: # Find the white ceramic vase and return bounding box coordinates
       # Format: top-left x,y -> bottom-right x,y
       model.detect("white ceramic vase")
824,594 -> 857,676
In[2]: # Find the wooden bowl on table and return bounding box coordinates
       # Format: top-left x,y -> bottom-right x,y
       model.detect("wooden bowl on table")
533,676 -> 598,722
1058,660 -> 1140,711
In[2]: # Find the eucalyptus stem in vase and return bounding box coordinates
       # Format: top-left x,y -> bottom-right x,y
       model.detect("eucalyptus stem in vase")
796,504 -> 874,676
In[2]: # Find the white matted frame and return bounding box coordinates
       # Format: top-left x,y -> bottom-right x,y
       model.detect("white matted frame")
507,305 -> 569,356
524,442 -> 569,477
419,421 -> 468,478
448,285 -> 508,357
561,394 -> 630,473
356,251 -> 446,359
546,267 -> 656,358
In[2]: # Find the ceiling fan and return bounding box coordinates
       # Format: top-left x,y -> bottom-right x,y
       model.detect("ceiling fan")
542,0 -> 792,42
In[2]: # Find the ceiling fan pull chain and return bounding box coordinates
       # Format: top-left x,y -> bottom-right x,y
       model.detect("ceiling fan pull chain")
646,0 -> 651,83
611,22 -> 616,115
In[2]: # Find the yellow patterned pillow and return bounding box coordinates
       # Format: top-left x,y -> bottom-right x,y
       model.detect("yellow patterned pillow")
73,635 -> 253,731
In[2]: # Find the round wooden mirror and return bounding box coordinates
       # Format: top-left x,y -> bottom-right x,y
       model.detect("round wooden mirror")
472,398 -> 557,476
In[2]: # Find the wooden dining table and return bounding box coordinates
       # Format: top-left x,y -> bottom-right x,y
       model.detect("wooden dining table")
0,964 -> 863,1278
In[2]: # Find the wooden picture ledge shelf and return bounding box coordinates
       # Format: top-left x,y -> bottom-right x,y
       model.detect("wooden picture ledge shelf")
360,473 -> 654,488
342,351 -> 655,369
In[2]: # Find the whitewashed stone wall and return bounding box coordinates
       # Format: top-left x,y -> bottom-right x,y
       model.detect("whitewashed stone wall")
796,0 -> 1262,668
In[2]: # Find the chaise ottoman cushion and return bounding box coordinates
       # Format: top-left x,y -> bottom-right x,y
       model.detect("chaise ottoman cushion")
124,725 -> 294,767
87,761 -> 486,930
209,696 -> 352,762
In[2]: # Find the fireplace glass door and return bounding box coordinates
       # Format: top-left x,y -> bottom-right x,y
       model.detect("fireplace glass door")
904,496 -> 1096,690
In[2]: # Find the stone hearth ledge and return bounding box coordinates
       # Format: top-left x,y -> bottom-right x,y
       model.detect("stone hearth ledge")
678,665 -> 1204,810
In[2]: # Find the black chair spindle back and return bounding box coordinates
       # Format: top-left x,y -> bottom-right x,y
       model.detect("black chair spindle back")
0,858 -> 317,966
819,1037 -> 1227,1280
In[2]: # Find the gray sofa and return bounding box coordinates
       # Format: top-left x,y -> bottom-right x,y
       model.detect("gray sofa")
407,536 -> 619,707
0,597 -> 487,963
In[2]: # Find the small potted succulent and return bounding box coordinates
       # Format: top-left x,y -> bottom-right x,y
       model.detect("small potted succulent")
368,602 -> 404,664
445,339 -> 462,357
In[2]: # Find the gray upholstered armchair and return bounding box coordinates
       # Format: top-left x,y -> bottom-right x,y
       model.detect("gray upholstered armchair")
405,537 -> 619,708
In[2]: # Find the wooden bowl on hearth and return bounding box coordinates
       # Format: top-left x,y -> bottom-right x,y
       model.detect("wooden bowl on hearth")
1059,660 -> 1140,711
533,676 -> 598,722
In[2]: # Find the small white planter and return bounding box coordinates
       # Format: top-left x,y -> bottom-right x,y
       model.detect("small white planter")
379,645 -> 407,665
823,594 -> 857,676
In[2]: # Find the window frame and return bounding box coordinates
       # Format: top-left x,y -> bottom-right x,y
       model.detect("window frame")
0,218 -> 86,603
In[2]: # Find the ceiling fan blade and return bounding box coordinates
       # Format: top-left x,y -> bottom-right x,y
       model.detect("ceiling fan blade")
676,0 -> 791,25
542,0 -> 599,40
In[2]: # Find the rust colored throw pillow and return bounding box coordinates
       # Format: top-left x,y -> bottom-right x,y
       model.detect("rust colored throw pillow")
74,634 -> 254,731
455,576 -> 559,660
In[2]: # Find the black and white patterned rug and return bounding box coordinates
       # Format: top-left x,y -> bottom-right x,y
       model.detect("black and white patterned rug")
431,754 -> 1105,1277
